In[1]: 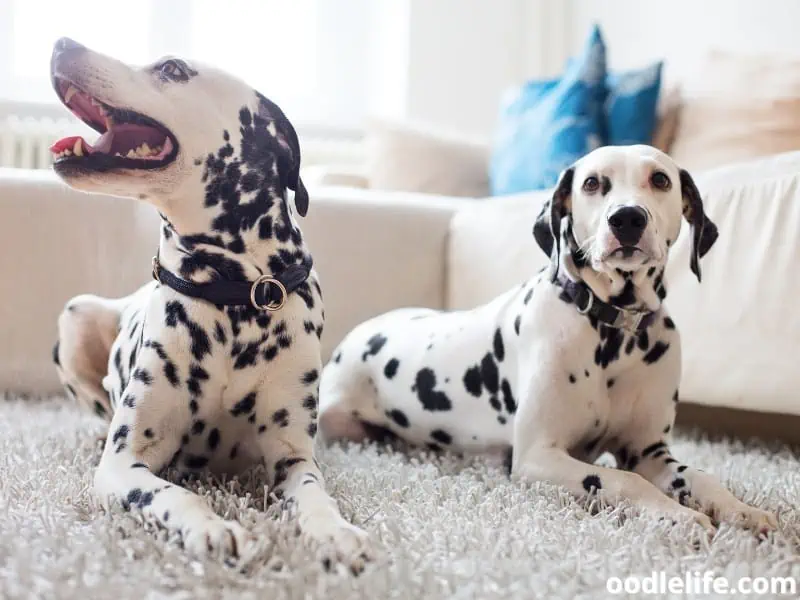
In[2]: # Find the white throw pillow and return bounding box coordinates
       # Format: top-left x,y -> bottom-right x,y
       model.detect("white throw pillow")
365,118 -> 490,198
670,50 -> 800,170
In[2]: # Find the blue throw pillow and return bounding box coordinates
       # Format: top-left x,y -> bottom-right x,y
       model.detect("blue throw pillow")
489,25 -> 607,195
489,25 -> 663,195
606,61 -> 663,146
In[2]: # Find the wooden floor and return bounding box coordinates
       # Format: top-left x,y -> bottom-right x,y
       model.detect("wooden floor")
678,403 -> 800,447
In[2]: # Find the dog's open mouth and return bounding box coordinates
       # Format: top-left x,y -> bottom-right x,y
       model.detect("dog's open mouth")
50,79 -> 178,170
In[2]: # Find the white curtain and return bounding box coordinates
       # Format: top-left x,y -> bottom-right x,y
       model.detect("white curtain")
0,0 -> 370,129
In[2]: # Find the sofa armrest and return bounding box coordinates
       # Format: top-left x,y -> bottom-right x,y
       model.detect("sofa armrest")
301,165 -> 370,189
303,185 -> 469,361
0,168 -> 160,394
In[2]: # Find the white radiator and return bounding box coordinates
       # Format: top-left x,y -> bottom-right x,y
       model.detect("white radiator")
0,114 -> 365,170
0,115 -> 77,169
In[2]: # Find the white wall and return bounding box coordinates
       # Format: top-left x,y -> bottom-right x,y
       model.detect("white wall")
403,0 -> 528,136
371,0 -> 800,136
365,0 -> 537,137
561,0 -> 800,80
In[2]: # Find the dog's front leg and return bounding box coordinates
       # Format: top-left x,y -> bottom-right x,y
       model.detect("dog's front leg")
511,369 -> 714,532
512,444 -> 715,532
253,376 -> 373,573
618,436 -> 779,535
94,350 -> 253,560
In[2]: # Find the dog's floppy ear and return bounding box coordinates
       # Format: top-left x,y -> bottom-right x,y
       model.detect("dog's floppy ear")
679,169 -> 718,282
533,167 -> 574,280
256,93 -> 309,217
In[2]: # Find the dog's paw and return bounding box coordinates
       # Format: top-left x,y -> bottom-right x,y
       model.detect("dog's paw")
308,518 -> 375,575
182,518 -> 254,562
726,506 -> 779,537
652,505 -> 717,540
681,508 -> 717,538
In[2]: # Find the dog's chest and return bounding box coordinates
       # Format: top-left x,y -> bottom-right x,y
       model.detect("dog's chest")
103,280 -> 322,473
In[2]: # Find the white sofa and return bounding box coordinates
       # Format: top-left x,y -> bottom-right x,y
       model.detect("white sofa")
2,152 -> 800,428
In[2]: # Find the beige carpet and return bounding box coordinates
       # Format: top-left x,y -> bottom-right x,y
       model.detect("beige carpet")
1,396 -> 799,600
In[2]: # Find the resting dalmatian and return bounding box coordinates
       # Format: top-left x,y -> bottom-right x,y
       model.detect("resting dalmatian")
320,144 -> 779,536
49,38 -> 370,568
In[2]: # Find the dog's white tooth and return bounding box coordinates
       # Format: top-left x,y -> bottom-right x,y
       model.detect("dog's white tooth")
73,138 -> 83,157
115,152 -> 124,157
63,85 -> 78,104
127,149 -> 137,158
141,143 -> 151,155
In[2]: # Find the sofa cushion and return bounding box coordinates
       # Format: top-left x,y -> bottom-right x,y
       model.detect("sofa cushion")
651,86 -> 682,153
606,61 -> 663,146
670,50 -> 800,170
364,118 -> 489,198
448,151 -> 800,415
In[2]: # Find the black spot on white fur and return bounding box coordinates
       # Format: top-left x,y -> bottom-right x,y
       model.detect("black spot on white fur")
463,366 -> 482,397
386,409 -> 409,428
384,358 -> 400,379
430,429 -> 452,445
493,329 -> 505,361
362,333 -> 387,361
582,475 -> 602,492
411,368 -> 452,411
230,392 -> 256,416
643,341 -> 670,365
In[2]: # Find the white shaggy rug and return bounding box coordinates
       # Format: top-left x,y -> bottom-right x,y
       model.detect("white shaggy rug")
1,396 -> 800,600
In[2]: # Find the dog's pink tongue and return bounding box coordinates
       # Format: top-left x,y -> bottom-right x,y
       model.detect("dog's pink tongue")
50,136 -> 88,154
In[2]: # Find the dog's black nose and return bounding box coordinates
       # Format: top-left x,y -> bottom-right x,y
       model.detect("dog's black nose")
54,37 -> 85,53
608,206 -> 648,246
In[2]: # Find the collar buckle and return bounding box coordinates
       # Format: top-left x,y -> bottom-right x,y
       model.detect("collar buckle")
615,309 -> 647,333
250,276 -> 287,311
152,256 -> 162,284
576,288 -> 594,315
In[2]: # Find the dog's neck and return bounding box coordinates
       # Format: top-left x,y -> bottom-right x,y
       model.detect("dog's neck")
155,200 -> 309,285
154,173 -> 309,286
150,105 -> 312,284
560,222 -> 666,313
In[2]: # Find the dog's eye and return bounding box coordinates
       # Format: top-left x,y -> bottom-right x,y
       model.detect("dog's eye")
651,171 -> 671,190
159,60 -> 183,79
582,176 -> 600,193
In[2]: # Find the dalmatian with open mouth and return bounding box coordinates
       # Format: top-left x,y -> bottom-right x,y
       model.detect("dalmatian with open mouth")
50,37 -> 371,568
320,145 -> 779,536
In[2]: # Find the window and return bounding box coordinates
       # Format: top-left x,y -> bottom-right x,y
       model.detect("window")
0,0 -> 369,128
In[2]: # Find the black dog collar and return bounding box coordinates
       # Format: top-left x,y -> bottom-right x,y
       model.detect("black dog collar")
556,274 -> 657,333
152,255 -> 311,311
